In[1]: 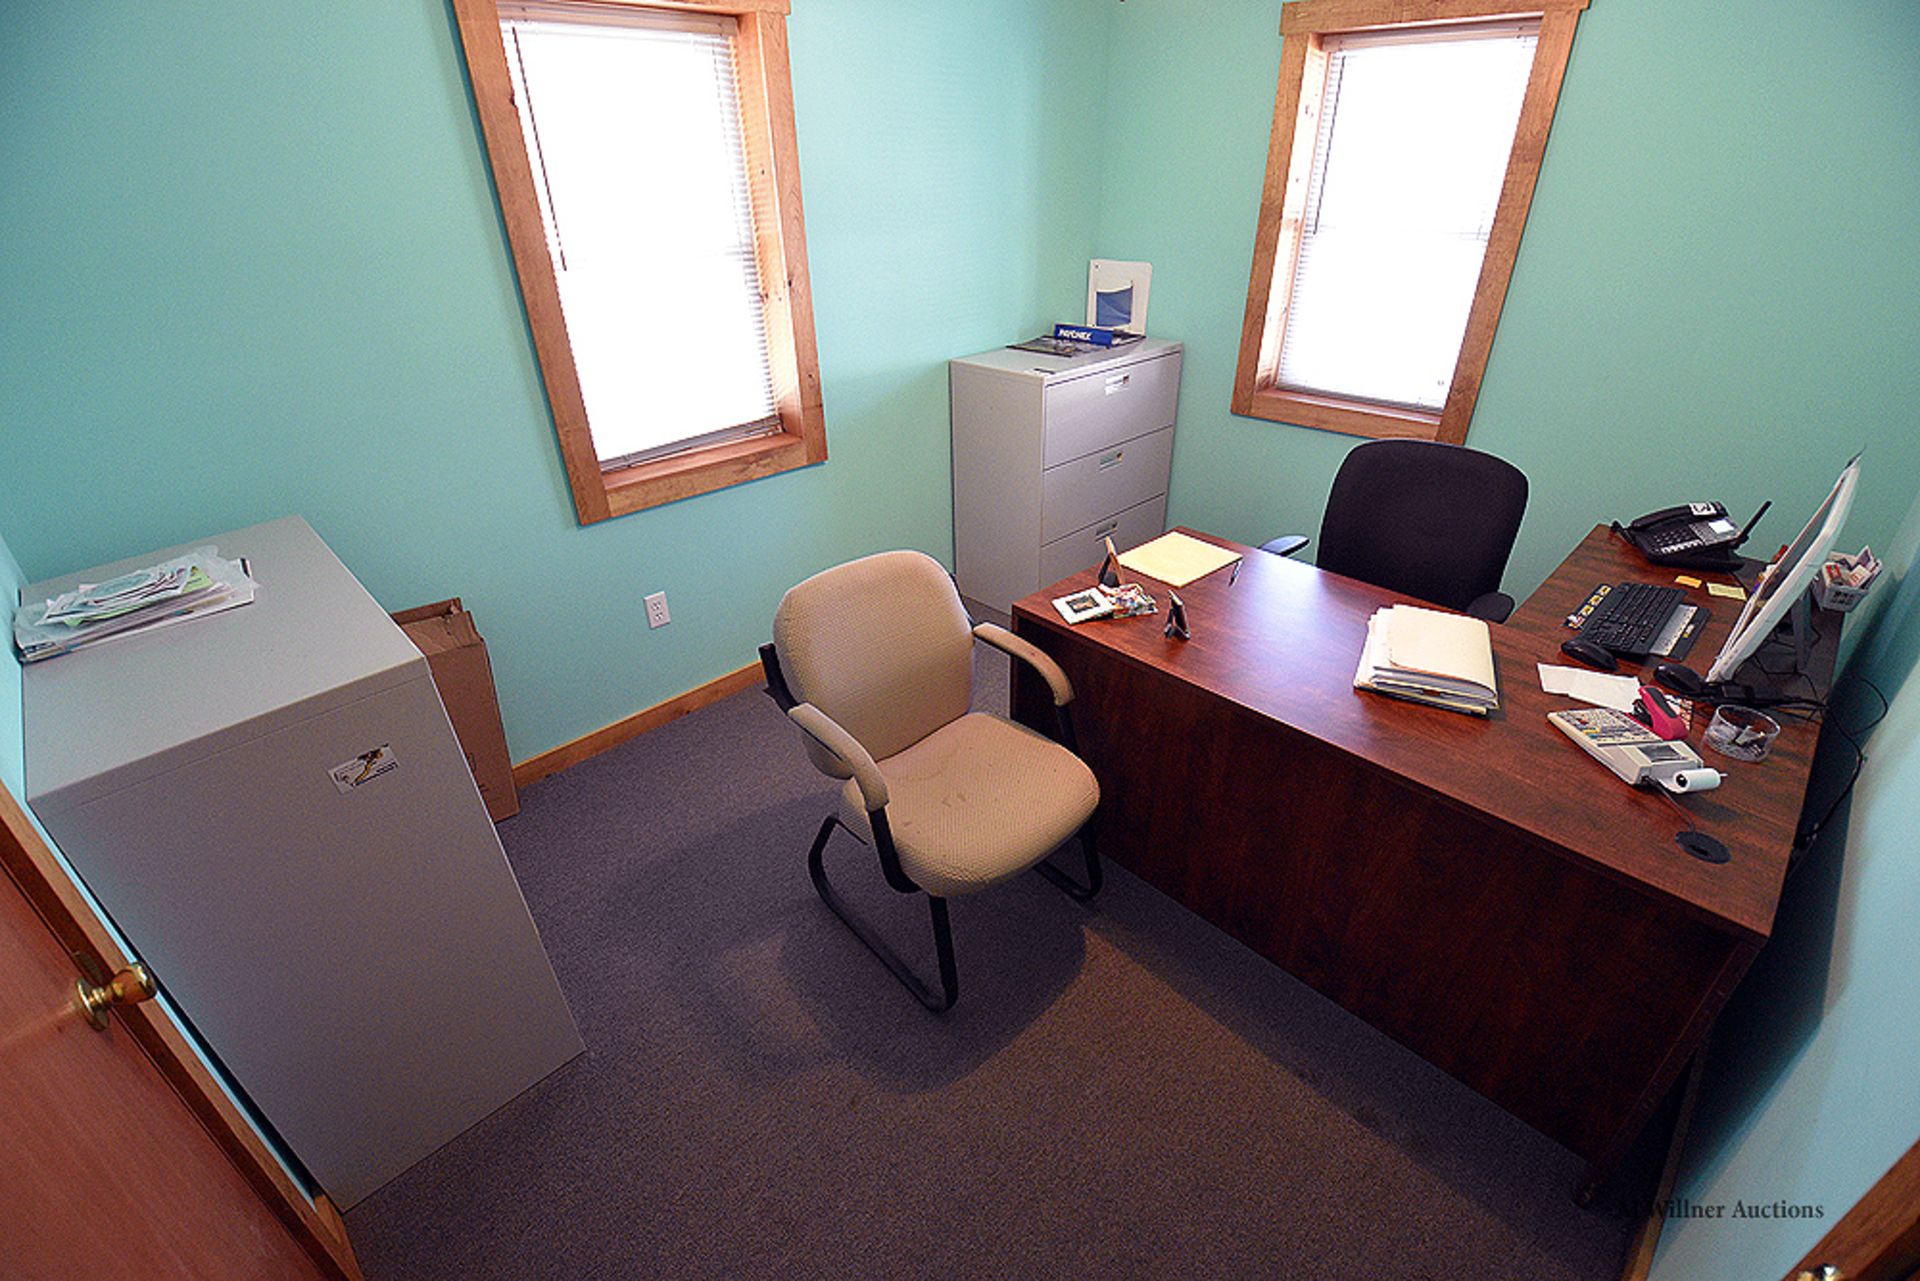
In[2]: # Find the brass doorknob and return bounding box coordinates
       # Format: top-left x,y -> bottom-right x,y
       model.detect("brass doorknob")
77,964 -> 156,1030
1794,1267 -> 1843,1281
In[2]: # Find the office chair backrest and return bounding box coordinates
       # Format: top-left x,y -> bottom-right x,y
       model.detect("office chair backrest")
772,550 -> 974,776
1317,439 -> 1528,612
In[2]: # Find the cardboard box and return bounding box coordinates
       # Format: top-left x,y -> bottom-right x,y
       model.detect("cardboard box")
392,598 -> 519,821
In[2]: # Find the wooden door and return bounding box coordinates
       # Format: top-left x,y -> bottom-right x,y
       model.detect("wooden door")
0,782 -> 360,1281
1782,1138 -> 1920,1281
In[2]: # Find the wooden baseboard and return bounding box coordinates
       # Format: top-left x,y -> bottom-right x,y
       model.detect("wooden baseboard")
511,661 -> 764,788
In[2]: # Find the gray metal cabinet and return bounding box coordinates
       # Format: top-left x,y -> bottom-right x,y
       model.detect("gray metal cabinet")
950,339 -> 1182,610
22,517 -> 582,1208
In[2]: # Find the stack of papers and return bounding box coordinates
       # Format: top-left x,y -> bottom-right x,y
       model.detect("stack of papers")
14,547 -> 256,663
1353,604 -> 1499,716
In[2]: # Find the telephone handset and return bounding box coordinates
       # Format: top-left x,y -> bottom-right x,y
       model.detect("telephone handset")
1616,500 -> 1769,570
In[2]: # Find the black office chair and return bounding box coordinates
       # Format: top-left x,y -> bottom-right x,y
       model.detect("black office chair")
1261,439 -> 1528,622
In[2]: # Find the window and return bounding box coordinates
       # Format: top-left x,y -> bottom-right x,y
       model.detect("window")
452,0 -> 825,523
1233,0 -> 1588,444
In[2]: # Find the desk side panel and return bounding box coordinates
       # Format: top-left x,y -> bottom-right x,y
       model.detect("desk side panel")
1012,620 -> 1746,1163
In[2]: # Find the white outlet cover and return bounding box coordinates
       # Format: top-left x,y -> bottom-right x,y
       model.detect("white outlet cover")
645,592 -> 670,628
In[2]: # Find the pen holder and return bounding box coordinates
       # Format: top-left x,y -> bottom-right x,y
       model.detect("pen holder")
1704,705 -> 1781,763
1811,551 -> 1880,612
1811,575 -> 1871,613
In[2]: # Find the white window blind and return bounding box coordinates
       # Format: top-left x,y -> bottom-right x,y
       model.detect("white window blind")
499,2 -> 780,470
1276,22 -> 1539,413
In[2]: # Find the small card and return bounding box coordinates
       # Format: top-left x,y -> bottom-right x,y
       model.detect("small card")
1708,582 -> 1748,600
1675,575 -> 1703,588
330,744 -> 398,793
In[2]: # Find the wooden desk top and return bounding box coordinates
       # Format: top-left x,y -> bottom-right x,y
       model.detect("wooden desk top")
1011,526 -> 1837,944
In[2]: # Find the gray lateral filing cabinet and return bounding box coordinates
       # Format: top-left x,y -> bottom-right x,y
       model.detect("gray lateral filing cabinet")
21,517 -> 582,1208
950,338 -> 1182,611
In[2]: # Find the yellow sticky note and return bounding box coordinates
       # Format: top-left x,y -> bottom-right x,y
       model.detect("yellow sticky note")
1708,582 -> 1747,600
1675,575 -> 1703,588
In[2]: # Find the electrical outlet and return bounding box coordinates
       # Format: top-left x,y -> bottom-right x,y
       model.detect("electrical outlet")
644,592 -> 670,629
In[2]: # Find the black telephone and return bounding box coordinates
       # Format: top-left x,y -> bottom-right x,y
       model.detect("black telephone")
1616,501 -> 1769,570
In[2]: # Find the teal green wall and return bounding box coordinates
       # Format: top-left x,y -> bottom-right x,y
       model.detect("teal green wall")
5,2 -> 1919,1265
4,1 -> 1914,762
1,534 -> 27,807
0,0 -> 1106,761
1099,1 -> 1920,599
1650,484 -> 1920,1278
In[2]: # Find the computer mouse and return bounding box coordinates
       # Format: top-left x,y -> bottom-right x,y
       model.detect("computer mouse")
1560,637 -> 1618,671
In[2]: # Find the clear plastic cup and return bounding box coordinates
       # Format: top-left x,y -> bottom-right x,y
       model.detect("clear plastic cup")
1704,705 -> 1781,762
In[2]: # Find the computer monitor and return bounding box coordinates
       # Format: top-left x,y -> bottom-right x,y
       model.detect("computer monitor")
1704,452 -> 1861,684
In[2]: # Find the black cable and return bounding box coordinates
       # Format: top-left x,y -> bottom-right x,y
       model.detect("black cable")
1793,677 -> 1890,852
1659,661 -> 1864,864
1653,781 -> 1701,836
1649,779 -> 1729,863
1733,616 -> 1833,709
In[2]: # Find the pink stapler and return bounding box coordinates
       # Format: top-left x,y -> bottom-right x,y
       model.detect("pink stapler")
1634,684 -> 1689,741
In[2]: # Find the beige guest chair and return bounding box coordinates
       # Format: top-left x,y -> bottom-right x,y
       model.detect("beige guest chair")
760,551 -> 1102,1011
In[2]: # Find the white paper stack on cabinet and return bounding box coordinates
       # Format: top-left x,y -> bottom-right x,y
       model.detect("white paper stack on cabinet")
950,338 -> 1182,611
1354,604 -> 1500,715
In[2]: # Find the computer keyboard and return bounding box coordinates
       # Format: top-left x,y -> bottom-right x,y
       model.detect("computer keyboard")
1580,582 -> 1687,657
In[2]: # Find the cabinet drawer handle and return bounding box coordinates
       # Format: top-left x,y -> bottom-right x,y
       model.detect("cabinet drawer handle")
1104,373 -> 1131,395
1097,450 -> 1125,471
1093,521 -> 1120,540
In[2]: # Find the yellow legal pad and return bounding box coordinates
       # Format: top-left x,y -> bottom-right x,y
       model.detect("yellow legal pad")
1116,531 -> 1243,587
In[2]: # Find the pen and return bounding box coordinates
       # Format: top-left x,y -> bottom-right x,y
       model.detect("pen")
1229,559 -> 1240,587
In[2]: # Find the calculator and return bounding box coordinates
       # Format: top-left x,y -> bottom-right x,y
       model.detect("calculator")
1548,708 -> 1704,787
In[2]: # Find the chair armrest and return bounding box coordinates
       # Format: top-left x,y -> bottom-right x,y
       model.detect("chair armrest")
973,622 -> 1073,706
759,642 -> 798,712
786,703 -> 889,812
1465,591 -> 1515,623
1260,534 -> 1310,558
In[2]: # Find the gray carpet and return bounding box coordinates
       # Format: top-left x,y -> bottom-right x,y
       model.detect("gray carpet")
346,636 -> 1644,1279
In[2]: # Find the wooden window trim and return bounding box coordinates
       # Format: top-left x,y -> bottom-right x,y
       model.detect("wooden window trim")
451,0 -> 826,524
1232,0 -> 1588,444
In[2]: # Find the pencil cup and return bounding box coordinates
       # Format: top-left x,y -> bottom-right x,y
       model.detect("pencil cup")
1811,575 -> 1869,612
1704,705 -> 1780,763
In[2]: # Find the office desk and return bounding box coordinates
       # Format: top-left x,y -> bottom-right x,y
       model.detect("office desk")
1009,527 -> 1835,1191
